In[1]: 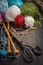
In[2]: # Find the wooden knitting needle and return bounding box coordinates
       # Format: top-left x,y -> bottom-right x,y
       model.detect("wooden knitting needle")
2,21 -> 19,55
7,22 -> 12,53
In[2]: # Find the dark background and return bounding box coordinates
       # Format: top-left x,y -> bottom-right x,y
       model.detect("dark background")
0,19 -> 43,65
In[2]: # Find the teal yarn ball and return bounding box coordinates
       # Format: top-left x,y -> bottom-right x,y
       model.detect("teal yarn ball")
7,0 -> 23,7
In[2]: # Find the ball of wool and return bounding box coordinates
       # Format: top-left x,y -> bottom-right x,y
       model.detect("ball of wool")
20,3 -> 41,20
7,0 -> 23,8
0,14 -> 2,22
5,5 -> 21,21
0,0 -> 8,13
14,15 -> 24,27
24,16 -> 34,28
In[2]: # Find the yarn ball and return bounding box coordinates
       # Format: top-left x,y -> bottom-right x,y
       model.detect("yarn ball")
21,3 -> 41,20
14,15 -> 24,27
24,16 -> 34,28
5,5 -> 21,21
7,0 -> 23,7
0,14 -> 2,22
0,0 -> 8,13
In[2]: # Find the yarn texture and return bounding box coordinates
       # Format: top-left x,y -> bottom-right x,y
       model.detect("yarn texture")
0,14 -> 2,24
5,5 -> 21,21
21,3 -> 41,20
7,0 -> 23,7
24,16 -> 34,28
0,0 -> 8,13
14,15 -> 24,27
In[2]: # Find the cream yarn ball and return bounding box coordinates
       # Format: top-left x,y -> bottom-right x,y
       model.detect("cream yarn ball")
24,16 -> 34,28
5,5 -> 21,21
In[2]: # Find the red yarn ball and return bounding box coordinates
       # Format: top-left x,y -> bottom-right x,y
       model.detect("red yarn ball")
14,15 -> 24,27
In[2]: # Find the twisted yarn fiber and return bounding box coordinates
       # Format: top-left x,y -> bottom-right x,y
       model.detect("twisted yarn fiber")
0,0 -> 8,13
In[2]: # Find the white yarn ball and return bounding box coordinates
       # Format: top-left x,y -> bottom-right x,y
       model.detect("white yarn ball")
5,5 -> 21,21
24,16 -> 34,28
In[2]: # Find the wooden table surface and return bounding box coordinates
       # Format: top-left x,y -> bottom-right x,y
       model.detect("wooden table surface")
0,19 -> 43,65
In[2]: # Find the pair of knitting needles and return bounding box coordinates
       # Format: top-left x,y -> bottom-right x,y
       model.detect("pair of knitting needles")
2,21 -> 19,55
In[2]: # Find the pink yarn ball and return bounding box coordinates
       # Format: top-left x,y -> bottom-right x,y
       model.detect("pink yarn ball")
0,14 -> 2,22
